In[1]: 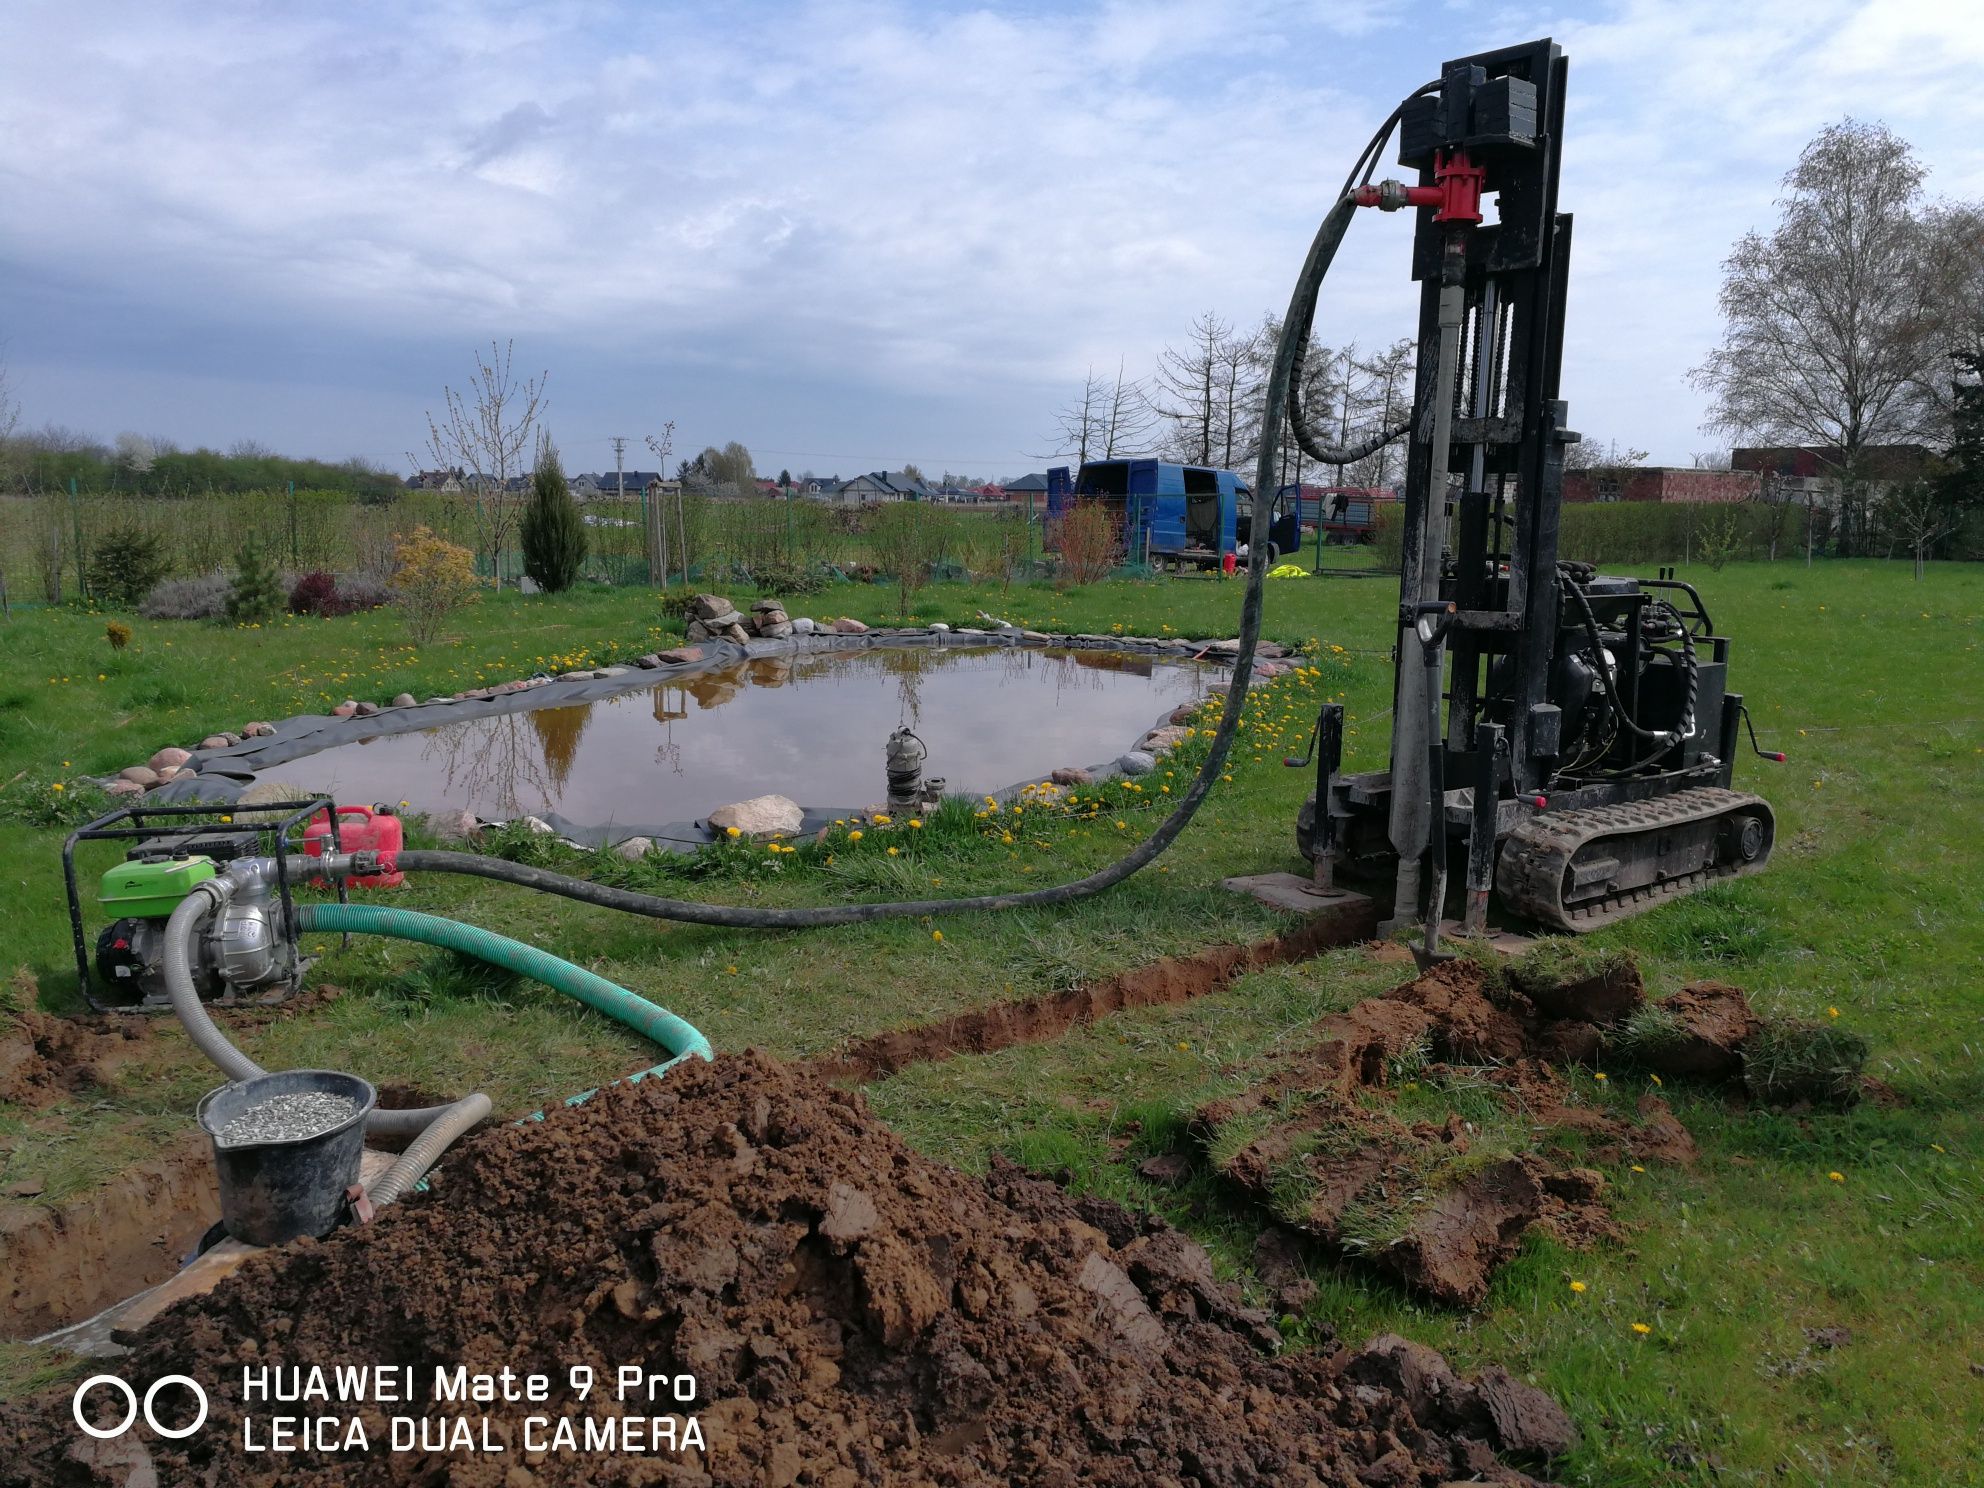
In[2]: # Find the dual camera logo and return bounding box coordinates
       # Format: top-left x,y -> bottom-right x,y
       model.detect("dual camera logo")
72,1374 -> 208,1440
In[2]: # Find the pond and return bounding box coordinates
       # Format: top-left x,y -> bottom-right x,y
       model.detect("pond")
259,646 -> 1217,827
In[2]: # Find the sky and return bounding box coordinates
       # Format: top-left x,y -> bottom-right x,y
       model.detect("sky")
2,0 -> 1981,483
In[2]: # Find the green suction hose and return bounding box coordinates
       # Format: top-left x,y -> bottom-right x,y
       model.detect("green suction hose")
294,902 -> 713,1065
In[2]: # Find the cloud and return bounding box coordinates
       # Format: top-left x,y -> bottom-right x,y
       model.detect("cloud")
0,0 -> 1978,471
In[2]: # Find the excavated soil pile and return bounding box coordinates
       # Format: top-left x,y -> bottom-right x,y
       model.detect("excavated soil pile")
1196,959 -> 1705,1307
0,988 -> 151,1110
1,1051 -> 1575,1488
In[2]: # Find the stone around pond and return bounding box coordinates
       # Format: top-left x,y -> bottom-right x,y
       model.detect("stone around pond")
1118,750 -> 1156,776
614,836 -> 655,861
707,793 -> 805,839
149,747 -> 191,771
832,617 -> 870,633
392,692 -> 417,708
1051,766 -> 1094,787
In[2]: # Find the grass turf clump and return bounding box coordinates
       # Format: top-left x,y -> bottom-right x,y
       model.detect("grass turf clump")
1742,1017 -> 1869,1106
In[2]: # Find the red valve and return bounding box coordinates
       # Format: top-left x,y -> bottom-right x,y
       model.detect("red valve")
1530,795 -> 1548,809
1766,752 -> 1786,762
1352,150 -> 1482,224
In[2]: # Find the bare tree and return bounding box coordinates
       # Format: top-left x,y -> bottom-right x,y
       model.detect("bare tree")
1348,338 -> 1415,489
1154,311 -> 1229,465
1690,121 -> 1944,555
1053,368 -> 1106,467
417,340 -> 548,590
1690,449 -> 1732,470
1099,358 -> 1153,458
1877,478 -> 1963,579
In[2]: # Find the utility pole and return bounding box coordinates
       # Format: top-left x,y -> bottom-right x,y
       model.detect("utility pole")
611,436 -> 628,503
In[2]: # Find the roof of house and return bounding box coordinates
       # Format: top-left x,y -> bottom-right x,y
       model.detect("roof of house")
1003,472 -> 1050,493
843,469 -> 933,497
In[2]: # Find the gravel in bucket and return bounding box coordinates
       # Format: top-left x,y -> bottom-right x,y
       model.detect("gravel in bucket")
212,1090 -> 358,1148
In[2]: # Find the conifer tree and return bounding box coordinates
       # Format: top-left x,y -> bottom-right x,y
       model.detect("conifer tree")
521,438 -> 587,592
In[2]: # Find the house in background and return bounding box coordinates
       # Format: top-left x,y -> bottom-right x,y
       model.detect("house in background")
832,470 -> 932,504
1729,445 -> 1936,507
795,474 -> 842,497
1002,473 -> 1050,505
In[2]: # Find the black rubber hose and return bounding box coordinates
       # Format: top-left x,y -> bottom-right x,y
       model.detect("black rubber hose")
387,196 -> 1380,929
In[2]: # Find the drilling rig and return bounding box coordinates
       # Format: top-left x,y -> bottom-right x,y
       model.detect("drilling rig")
1287,39 -> 1779,952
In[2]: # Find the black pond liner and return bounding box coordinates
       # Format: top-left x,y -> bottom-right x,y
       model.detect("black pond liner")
145,627 -> 1256,852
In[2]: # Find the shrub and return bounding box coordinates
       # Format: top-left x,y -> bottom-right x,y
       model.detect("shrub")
105,620 -> 131,650
392,525 -> 478,645
868,504 -> 950,619
750,561 -> 829,597
139,570 -> 233,620
289,569 -> 348,617
520,442 -> 586,593
1054,500 -> 1119,588
85,525 -> 171,606
336,572 -> 394,611
225,537 -> 286,624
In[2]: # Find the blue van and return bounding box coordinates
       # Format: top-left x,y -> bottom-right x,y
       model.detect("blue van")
1050,460 -> 1279,567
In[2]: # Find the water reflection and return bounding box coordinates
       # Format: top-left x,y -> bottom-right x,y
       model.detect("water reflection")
263,647 -> 1212,827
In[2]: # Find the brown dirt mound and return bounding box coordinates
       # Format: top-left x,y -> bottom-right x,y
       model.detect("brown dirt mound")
0,991 -> 151,1110
1631,981 -> 1759,1080
1195,960 -> 1700,1306
0,1052 -> 1571,1487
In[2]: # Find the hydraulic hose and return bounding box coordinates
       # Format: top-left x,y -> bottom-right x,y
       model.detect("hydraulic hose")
293,903 -> 714,1063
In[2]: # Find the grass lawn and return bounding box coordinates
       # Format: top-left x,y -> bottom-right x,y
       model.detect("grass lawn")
2,559 -> 1981,1484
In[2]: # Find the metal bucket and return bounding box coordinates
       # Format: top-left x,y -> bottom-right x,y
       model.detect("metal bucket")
197,1070 -> 376,1246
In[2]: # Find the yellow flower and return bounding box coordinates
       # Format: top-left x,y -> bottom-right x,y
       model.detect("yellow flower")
931,930 -> 943,943
725,964 -> 738,975
1001,832 -> 1014,845
1931,1143 -> 1946,1154
848,830 -> 863,841
1569,1280 -> 1586,1294
1115,820 -> 1127,830
873,813 -> 891,825
1826,1006 -> 1839,1018
726,826 -> 742,838
1649,1073 -> 1663,1086
886,846 -> 899,856
1630,1164 -> 1645,1173
908,819 -> 922,829
1827,1171 -> 1844,1183
1176,1041 -> 1190,1051
1594,1072 -> 1607,1082
1631,1322 -> 1651,1335
50,782 -> 64,791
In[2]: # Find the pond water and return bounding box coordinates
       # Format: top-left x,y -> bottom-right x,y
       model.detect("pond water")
260,647 -> 1217,827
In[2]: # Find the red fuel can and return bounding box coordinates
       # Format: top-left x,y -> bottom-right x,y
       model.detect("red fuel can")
303,804 -> 405,889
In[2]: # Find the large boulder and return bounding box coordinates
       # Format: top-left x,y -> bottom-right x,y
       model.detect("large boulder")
689,594 -> 739,623
832,616 -> 870,634
118,766 -> 160,787
707,794 -> 804,840
148,747 -> 190,772
614,836 -> 655,862
1117,750 -> 1156,776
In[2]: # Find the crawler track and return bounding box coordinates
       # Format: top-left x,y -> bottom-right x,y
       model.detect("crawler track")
1496,786 -> 1775,933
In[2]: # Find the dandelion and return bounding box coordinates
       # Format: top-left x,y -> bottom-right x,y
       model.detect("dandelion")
1176,1041 -> 1190,1052
908,819 -> 922,829
1569,1280 -> 1586,1294
1827,1171 -> 1844,1183
1630,1164 -> 1645,1174
1115,820 -> 1127,830
50,782 -> 64,792
886,846 -> 899,856
1649,1073 -> 1663,1086
1594,1072 -> 1607,1082
873,813 -> 892,825
1931,1143 -> 1946,1154
727,826 -> 742,839
1826,1006 -> 1839,1018
1631,1322 -> 1651,1336
848,830 -> 863,841
726,965 -> 738,975
931,930 -> 943,943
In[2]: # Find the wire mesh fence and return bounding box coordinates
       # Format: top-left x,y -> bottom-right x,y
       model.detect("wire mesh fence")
0,488 -> 1060,605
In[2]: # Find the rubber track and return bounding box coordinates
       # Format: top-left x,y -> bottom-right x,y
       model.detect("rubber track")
1496,786 -> 1774,934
